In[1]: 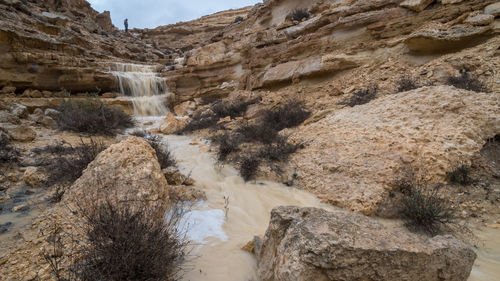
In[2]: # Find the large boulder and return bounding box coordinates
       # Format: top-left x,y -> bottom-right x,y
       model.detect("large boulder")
258,206 -> 476,281
292,86 -> 500,215
63,137 -> 170,217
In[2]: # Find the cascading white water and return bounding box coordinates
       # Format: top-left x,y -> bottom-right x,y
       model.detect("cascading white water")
110,63 -> 170,116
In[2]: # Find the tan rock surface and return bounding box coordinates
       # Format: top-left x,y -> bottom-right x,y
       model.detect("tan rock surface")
159,113 -> 188,135
0,123 -> 36,141
23,166 -> 47,187
401,0 -> 435,12
258,206 -> 477,281
292,86 -> 499,215
63,136 -> 170,216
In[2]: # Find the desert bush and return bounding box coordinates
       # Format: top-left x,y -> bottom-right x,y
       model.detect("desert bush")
397,76 -> 420,92
259,138 -> 301,162
446,71 -> 489,93
211,133 -> 240,162
339,85 -> 378,107
211,100 -> 253,119
262,101 -> 311,131
0,134 -> 19,164
446,165 -> 472,185
147,136 -> 176,169
234,16 -> 244,24
237,123 -> 280,144
43,201 -> 189,281
240,156 -> 260,182
73,201 -> 188,281
401,186 -> 455,235
178,111 -> 219,134
290,9 -> 310,22
56,98 -> 134,135
43,138 -> 106,189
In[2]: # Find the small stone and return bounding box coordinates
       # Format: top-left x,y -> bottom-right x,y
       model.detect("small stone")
464,13 -> 494,26
484,2 -> 500,16
23,167 -> 48,187
29,90 -> 42,98
10,103 -> 28,118
400,0 -> 434,12
12,204 -> 29,212
241,240 -> 255,253
41,91 -> 53,98
44,108 -> 60,119
1,86 -> 16,95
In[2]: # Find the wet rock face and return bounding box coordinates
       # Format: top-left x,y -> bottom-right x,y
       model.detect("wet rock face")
258,206 -> 477,281
63,136 -> 170,218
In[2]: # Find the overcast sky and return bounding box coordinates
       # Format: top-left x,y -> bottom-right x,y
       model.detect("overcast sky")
87,0 -> 261,29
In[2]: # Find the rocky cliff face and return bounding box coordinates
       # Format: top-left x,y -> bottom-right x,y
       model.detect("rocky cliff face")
0,0 -> 165,94
156,0 -> 499,102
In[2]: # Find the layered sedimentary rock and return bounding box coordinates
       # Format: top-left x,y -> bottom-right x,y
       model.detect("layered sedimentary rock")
155,0 -> 498,101
258,206 -> 477,281
292,86 -> 499,215
0,0 -> 166,93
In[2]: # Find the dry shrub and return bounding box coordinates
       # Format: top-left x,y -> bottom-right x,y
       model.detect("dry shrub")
290,9 -> 310,22
43,200 -> 189,281
446,71 -> 489,93
147,136 -> 176,170
396,168 -> 456,236
339,85 -> 378,107
446,165 -> 472,185
56,98 -> 134,135
41,138 -> 106,189
75,201 -> 188,281
397,75 -> 420,92
401,186 -> 455,236
262,101 -> 311,131
211,133 -> 240,162
258,138 -> 302,162
239,156 -> 260,182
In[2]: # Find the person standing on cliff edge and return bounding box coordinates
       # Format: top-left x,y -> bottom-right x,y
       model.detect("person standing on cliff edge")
124,19 -> 128,33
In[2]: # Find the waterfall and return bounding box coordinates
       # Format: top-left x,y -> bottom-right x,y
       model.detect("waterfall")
110,63 -> 170,116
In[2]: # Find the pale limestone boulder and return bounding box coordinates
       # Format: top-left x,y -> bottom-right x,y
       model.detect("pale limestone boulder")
23,167 -> 47,187
258,206 -> 476,281
292,86 -> 499,215
0,123 -> 36,142
464,13 -> 495,26
174,100 -> 196,116
440,0 -> 463,4
0,110 -> 20,124
10,103 -> 28,118
484,2 -> 500,16
63,137 -> 170,218
159,114 -> 188,135
400,0 -> 434,12
44,108 -> 60,119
